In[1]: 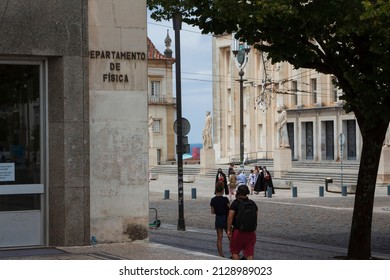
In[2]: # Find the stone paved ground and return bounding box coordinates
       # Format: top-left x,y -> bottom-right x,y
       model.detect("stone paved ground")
149,174 -> 390,256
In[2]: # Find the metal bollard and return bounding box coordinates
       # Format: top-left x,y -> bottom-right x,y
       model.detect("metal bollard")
342,185 -> 347,196
292,186 -> 298,197
319,186 -> 324,197
90,235 -> 97,245
267,186 -> 272,198
387,185 -> 390,196
191,188 -> 197,199
164,190 -> 170,200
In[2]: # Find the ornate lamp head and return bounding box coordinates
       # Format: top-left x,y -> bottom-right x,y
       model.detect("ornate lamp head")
232,41 -> 250,71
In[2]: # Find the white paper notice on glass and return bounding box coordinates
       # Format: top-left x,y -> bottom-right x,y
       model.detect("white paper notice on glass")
0,163 -> 15,182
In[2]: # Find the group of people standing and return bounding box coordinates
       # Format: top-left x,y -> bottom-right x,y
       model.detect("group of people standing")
210,164 -> 273,259
215,165 -> 275,199
252,165 -> 275,197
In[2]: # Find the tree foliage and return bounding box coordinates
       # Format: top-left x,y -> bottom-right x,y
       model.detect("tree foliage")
149,0 -> 390,127
148,0 -> 390,259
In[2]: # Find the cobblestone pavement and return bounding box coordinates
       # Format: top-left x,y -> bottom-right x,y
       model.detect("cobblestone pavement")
149,174 -> 390,258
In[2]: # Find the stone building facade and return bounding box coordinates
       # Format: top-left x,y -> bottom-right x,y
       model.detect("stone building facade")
212,34 -> 363,164
0,0 -> 149,248
147,35 -> 176,164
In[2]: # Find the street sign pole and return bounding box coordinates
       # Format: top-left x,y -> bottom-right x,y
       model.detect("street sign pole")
173,13 -> 185,231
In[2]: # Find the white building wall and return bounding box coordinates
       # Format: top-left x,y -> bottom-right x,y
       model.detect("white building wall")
213,35 -> 363,166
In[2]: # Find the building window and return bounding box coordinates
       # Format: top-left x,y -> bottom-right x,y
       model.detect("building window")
291,80 -> 298,106
311,78 -> 317,104
153,120 -> 161,133
150,81 -> 160,97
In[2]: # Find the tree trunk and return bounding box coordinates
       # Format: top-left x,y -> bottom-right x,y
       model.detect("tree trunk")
347,120 -> 388,259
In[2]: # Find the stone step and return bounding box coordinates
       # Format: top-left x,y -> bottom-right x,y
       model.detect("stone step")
150,160 -> 361,185
292,161 -> 359,170
150,165 -> 200,175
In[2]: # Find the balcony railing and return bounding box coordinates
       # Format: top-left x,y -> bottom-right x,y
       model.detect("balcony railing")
148,95 -> 176,104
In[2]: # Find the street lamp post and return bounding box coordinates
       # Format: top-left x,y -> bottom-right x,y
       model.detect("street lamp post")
232,42 -> 250,165
173,12 -> 185,231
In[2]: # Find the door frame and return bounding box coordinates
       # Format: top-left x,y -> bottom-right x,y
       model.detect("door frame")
0,58 -> 48,248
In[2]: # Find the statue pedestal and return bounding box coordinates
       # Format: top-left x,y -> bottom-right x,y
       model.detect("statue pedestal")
377,146 -> 390,186
149,148 -> 158,167
200,148 -> 215,174
273,148 -> 292,178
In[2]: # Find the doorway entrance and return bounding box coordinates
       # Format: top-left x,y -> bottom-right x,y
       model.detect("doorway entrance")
304,122 -> 314,160
325,121 -> 334,160
0,60 -> 47,248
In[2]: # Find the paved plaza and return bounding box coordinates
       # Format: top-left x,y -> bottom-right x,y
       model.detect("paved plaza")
1,172 -> 389,260
149,173 -> 390,259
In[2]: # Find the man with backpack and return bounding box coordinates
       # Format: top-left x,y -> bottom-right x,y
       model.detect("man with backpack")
227,184 -> 258,260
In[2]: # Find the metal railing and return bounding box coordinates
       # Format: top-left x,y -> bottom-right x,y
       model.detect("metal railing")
229,151 -> 274,165
148,95 -> 176,104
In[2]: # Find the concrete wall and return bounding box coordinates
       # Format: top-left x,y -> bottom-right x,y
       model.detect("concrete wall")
0,0 -> 148,245
0,0 -> 90,246
88,0 -> 148,242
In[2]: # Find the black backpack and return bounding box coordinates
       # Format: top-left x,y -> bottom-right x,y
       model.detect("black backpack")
235,199 -> 257,231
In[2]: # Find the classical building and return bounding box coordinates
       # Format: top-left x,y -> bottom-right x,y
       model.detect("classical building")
212,34 -> 364,164
0,1 -> 149,248
147,35 -> 176,165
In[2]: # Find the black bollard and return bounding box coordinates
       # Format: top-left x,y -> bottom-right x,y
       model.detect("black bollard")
292,186 -> 298,197
191,188 -> 197,199
319,186 -> 324,197
342,186 -> 347,196
164,190 -> 170,200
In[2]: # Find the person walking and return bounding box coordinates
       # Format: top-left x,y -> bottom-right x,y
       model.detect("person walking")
215,168 -> 228,195
227,185 -> 258,260
210,181 -> 230,257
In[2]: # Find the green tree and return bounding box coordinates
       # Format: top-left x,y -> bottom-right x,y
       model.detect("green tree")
148,0 -> 390,259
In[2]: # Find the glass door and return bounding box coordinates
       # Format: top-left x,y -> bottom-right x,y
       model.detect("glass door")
0,61 -> 46,248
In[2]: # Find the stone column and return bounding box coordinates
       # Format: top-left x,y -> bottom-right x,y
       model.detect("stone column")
377,146 -> 390,187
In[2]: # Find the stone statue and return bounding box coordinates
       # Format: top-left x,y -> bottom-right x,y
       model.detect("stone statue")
384,124 -> 390,147
276,109 -> 290,148
202,111 -> 213,149
148,115 -> 154,148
